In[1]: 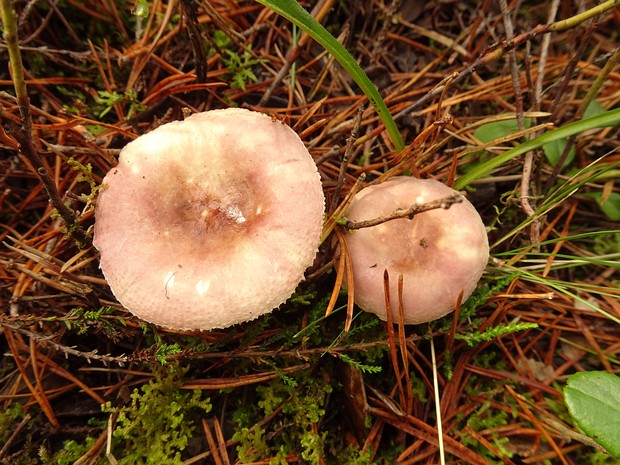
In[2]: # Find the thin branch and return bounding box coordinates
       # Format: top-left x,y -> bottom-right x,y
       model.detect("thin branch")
0,322 -> 129,366
395,0 -> 619,120
394,23 -> 548,120
329,104 -> 363,214
0,0 -> 90,248
180,0 -> 207,83
343,193 -> 464,231
500,0 -> 541,247
548,0 -> 620,32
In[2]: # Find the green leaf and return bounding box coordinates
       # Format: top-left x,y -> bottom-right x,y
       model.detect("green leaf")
585,192 -> 620,221
253,0 -> 404,152
584,100 -> 607,120
542,137 -> 575,168
564,371 -> 620,458
473,117 -> 531,143
455,107 -> 620,189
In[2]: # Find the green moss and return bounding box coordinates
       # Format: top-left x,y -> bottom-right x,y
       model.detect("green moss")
456,399 -> 514,464
103,365 -> 211,464
0,402 -> 26,445
581,450 -> 620,465
40,437 -> 100,465
232,370 -> 332,464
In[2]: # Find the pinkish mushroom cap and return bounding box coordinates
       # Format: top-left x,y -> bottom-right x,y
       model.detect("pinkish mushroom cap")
343,176 -> 489,324
94,108 -> 324,330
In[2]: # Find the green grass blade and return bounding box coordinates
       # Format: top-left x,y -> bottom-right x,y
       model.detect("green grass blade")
501,265 -> 620,325
454,107 -> 620,190
254,0 -> 405,151
491,157 -> 619,248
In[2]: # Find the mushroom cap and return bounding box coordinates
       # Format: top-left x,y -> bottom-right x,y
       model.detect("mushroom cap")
94,108 -> 324,330
343,176 -> 489,324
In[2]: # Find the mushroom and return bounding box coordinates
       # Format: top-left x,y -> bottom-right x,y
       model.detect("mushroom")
342,176 -> 489,324
94,108 -> 324,330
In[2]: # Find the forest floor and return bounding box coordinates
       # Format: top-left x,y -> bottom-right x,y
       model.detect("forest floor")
1,0 -> 619,464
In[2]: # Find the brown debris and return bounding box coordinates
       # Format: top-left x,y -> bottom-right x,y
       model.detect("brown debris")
1,0 -> 619,463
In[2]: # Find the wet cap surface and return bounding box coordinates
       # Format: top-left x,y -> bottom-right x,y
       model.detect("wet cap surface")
343,176 -> 489,324
94,109 -> 324,330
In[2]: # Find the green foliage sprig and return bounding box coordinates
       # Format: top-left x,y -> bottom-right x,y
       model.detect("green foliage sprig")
337,353 -> 382,374
455,322 -> 539,347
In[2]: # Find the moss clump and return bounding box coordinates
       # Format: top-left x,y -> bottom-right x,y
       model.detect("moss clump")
233,370 -> 332,464
103,365 -> 211,465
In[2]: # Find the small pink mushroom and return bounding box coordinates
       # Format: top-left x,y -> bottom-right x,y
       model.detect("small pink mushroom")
343,176 -> 489,324
94,108 -> 324,330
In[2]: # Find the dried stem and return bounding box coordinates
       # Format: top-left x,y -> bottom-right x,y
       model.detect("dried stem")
0,0 -> 90,248
0,321 -> 129,365
180,0 -> 207,84
1,0 -> 31,130
395,0 -> 619,120
500,0 -> 541,247
329,104 -> 363,214
343,193 -> 463,230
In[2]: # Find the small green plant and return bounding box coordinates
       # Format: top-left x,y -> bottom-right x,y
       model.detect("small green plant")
222,47 -> 264,91
0,402 -> 25,445
150,341 -> 182,364
94,89 -> 146,119
205,29 -> 264,92
593,231 -> 620,255
584,191 -> 620,221
580,450 -> 620,465
67,157 -> 103,206
62,306 -> 125,336
337,352 -> 382,374
103,365 -> 212,465
40,437 -> 100,465
454,322 -> 539,347
132,0 -> 150,17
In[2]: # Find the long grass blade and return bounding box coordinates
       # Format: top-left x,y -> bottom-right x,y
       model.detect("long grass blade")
254,0 -> 405,151
454,107 -> 620,189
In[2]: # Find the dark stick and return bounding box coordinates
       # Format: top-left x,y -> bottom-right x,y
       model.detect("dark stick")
180,0 -> 207,84
1,0 -> 89,248
343,193 -> 463,231
329,105 -> 363,215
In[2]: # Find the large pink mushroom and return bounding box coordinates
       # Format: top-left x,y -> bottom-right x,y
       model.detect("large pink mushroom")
94,108 -> 324,330
343,176 -> 489,324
